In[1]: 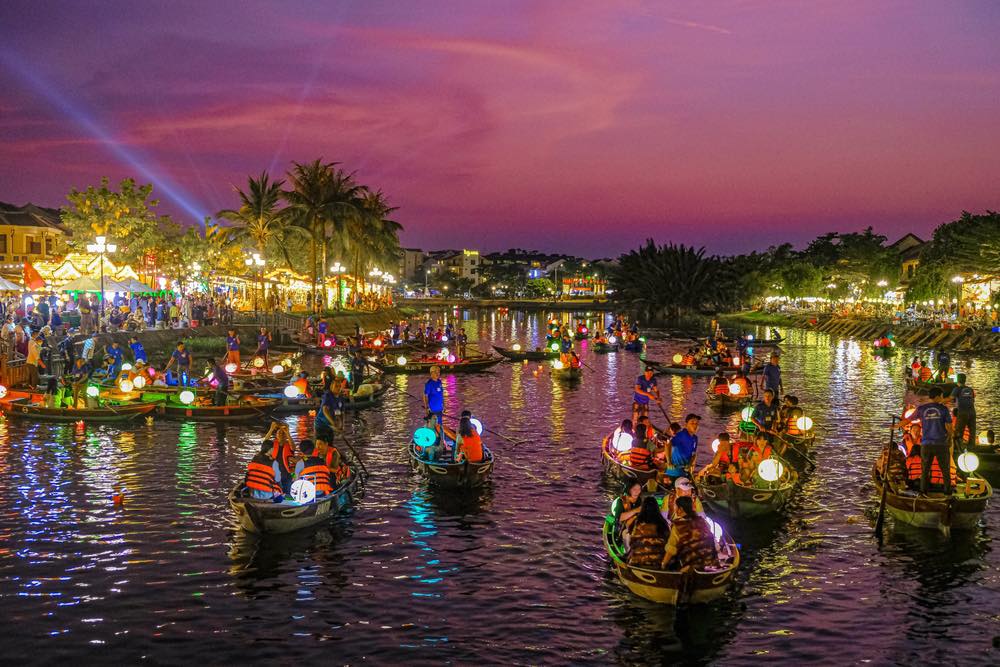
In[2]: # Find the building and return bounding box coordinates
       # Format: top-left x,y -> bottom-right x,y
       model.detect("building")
399,248 -> 426,282
561,276 -> 607,297
422,249 -> 482,285
888,233 -> 925,282
0,202 -> 71,270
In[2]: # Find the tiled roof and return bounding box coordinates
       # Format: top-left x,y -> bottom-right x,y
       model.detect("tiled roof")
0,202 -> 71,234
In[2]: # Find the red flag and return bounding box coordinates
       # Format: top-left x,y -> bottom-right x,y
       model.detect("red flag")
23,262 -> 45,290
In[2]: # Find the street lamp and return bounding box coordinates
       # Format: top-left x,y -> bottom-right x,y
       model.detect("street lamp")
330,262 -> 346,310
952,275 -> 965,314
86,235 -> 117,319
245,251 -> 265,314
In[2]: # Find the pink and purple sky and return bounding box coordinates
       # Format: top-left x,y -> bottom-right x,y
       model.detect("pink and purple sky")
1,1 -> 998,256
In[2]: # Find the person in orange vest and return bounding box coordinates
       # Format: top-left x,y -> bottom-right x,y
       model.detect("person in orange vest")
295,440 -> 333,497
325,447 -> 351,484
292,371 -> 312,398
627,428 -> 655,471
900,388 -> 954,495
265,423 -> 296,493
917,360 -> 933,383
244,441 -> 283,500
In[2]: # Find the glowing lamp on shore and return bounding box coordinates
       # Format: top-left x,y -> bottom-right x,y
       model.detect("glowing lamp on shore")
740,406 -> 754,422
711,438 -> 720,453
413,427 -> 437,448
447,354 -> 456,363
119,380 -> 134,393
121,363 -> 133,371
253,357 -> 265,368
512,343 -> 522,351
133,376 -> 146,389
271,365 -> 284,374
283,385 -> 300,399
470,418 -> 484,435
729,383 -> 742,395
550,343 -> 559,352
796,416 -> 814,431
553,360 -> 565,370
672,354 -> 683,364
290,478 -> 316,504
397,355 -> 408,366
757,459 -> 784,482
957,452 -> 980,473
608,336 -> 618,345
225,362 -> 238,374
0,385 -> 7,399
86,386 -> 100,398
179,390 -> 195,405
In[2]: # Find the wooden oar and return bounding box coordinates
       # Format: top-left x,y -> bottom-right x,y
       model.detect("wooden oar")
773,432 -> 818,468
874,415 -> 897,545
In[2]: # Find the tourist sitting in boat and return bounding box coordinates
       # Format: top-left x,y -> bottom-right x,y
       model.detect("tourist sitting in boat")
263,423 -> 296,492
699,432 -> 742,482
594,331 -> 608,345
662,496 -> 718,572
613,479 -> 644,552
632,367 -> 661,425
709,369 -> 729,395
325,447 -> 351,484
611,419 -> 635,454
293,440 -> 333,498
244,441 -> 283,501
444,416 -> 485,463
916,360 -> 933,383
627,428 -> 656,471
728,369 -> 751,397
681,349 -> 697,366
626,496 -> 669,567
778,395 -> 804,435
751,389 -> 780,439
662,477 -> 705,521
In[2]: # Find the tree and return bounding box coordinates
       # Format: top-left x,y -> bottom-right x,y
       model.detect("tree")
217,172 -> 306,268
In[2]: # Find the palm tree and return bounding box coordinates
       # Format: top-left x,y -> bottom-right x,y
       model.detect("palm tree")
347,188 -> 402,292
216,172 -> 301,260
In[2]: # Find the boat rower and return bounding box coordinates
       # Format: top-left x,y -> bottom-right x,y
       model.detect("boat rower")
751,389 -> 780,441
900,388 -> 954,495
632,367 -> 661,425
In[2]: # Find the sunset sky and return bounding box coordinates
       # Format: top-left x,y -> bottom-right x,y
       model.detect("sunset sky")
1,1 -> 997,256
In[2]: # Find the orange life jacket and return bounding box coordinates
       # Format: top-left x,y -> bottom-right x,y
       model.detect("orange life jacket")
713,380 -> 729,395
628,444 -> 653,470
293,377 -> 310,396
299,456 -> 333,494
245,455 -> 281,493
459,432 -> 485,463
270,439 -> 294,473
682,355 -> 695,365
919,367 -> 932,382
725,470 -> 743,484
904,441 -> 957,485
785,417 -> 802,435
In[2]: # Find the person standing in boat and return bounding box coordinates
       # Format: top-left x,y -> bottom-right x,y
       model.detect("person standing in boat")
128,336 -> 147,364
105,340 -> 125,380
164,342 -> 192,386
632,366 -> 661,425
350,350 -> 367,392
256,327 -> 271,362
423,365 -> 444,428
209,358 -> 230,406
25,331 -> 44,389
950,374 -> 976,450
935,348 -> 951,382
900,388 -> 953,496
664,414 -> 701,483
762,353 -> 783,398
225,329 -> 241,367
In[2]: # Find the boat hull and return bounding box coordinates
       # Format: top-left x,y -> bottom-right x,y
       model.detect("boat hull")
229,474 -> 358,534
0,395 -> 159,423
698,460 -> 798,518
376,356 -> 502,375
492,345 -> 558,361
409,444 -> 494,488
872,463 -> 991,533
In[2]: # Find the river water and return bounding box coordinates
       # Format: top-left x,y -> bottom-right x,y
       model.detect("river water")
1,310 -> 997,665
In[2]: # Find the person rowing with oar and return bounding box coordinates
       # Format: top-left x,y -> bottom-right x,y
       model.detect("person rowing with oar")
632,366 -> 661,425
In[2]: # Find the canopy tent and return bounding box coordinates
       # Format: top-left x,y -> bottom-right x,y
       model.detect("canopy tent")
102,279 -> 134,293
60,275 -> 103,292
121,278 -> 152,292
0,276 -> 20,291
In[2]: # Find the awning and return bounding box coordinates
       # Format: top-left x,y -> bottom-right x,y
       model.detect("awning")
0,276 -> 20,291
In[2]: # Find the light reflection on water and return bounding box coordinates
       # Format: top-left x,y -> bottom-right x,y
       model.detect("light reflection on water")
0,313 -> 996,663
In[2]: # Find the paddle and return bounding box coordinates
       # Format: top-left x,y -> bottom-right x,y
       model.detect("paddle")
773,432 -> 818,468
874,415 -> 897,545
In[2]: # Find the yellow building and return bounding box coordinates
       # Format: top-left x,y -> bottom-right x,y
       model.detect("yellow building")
0,202 -> 70,269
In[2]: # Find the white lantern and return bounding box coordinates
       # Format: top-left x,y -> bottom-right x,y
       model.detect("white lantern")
179,390 -> 195,405
703,517 -> 723,541
757,459 -> 784,482
290,478 -> 316,504
119,380 -> 134,393
253,357 -> 265,368
711,438 -> 720,453
86,386 -> 100,398
553,360 -> 565,370
512,343 -> 521,351
271,364 -> 284,374
225,362 -> 238,373
121,363 -> 133,371
133,376 -> 146,389
397,355 -> 408,366
284,385 -> 300,398
470,418 -> 484,435
0,385 -> 7,398
740,406 -> 754,421
612,430 -> 633,453
796,417 -> 814,431
608,336 -> 617,345
957,452 -> 979,473
729,383 -> 742,395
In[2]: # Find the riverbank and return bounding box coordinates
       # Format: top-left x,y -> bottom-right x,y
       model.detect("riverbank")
398,297 -> 613,311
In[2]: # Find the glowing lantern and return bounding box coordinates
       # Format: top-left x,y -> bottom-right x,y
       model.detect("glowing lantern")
582,327 -> 588,334
672,353 -> 683,364
470,418 -> 484,435
290,478 -> 316,504
447,354 -> 456,363
179,390 -> 195,405
903,407 -> 916,419
553,360 -> 565,370
746,334 -> 754,341
133,376 -> 146,389
373,338 -> 383,347
397,355 -> 408,366
732,356 -> 741,366
323,338 -> 332,348
225,362 -> 238,374
253,357 -> 265,368
711,438 -> 720,453
729,383 -> 742,395
957,452 -> 980,473
550,343 -> 559,352
148,367 -> 156,378
639,337 -> 646,343
757,459 -> 784,482
119,380 -> 134,393
441,335 -> 449,342
608,336 -> 617,345
284,385 -> 300,399
0,385 -> 6,399
703,517 -> 723,541
796,416 -> 814,431
413,427 -> 437,448
271,365 -> 284,374
512,343 -> 522,351
740,406 -> 754,422
121,363 -> 133,371
281,358 -> 292,367
86,386 -> 100,398
611,430 -> 633,452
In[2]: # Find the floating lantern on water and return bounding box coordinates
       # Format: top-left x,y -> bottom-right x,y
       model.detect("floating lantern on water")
271,364 -> 284,374
253,357 -> 265,368
512,343 -> 521,351
133,376 -> 146,389
179,390 -> 195,405
757,459 -> 784,482
86,385 -> 100,398
672,353 -> 683,364
225,362 -> 238,374
796,416 -> 814,431
119,380 -> 134,393
397,355 -> 408,366
290,478 -> 316,504
957,452 -> 980,473
729,383 -> 742,395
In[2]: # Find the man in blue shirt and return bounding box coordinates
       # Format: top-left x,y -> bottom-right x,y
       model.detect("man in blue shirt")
762,354 -> 782,397
423,365 -> 444,427
210,359 -> 230,406
950,374 -> 976,449
105,341 -> 124,380
128,335 -> 147,363
903,388 -> 953,495
752,389 -> 780,441
665,414 -> 701,481
165,342 -> 192,385
632,367 -> 661,424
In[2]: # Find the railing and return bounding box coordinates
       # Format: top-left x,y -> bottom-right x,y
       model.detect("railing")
230,312 -> 305,331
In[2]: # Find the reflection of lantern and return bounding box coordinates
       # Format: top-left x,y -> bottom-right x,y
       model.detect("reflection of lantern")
470,418 -> 484,435
225,362 -> 238,373
413,427 -> 437,448
553,360 -> 565,370
253,357 -> 265,368
729,383 -> 742,395
397,356 -> 407,366
512,343 -> 521,351
740,406 -> 753,422
284,385 -> 299,398
179,390 -> 195,405
290,478 -> 316,504
957,452 -> 979,473
757,459 -> 784,482
119,380 -> 134,393
133,376 -> 146,389
672,354 -> 683,364
86,386 -> 100,398
271,365 -> 284,374
796,416 -> 814,431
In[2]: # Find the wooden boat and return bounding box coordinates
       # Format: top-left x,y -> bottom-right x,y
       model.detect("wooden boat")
592,342 -> 620,354
697,454 -> 798,517
872,452 -> 991,534
256,386 -> 388,414
872,345 -> 897,358
772,430 -> 817,470
601,435 -> 659,486
408,443 -> 494,488
705,390 -> 753,410
603,500 -> 740,605
968,445 -> 1000,480
492,345 -> 558,361
0,392 -> 159,423
623,340 -> 645,353
551,365 -> 583,381
228,471 -> 360,534
905,378 -> 956,395
374,354 -> 502,375
136,391 -> 280,422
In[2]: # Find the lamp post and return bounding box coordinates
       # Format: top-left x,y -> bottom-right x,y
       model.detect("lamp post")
952,275 -> 965,317
330,262 -> 346,310
245,252 -> 265,315
86,235 -> 117,320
